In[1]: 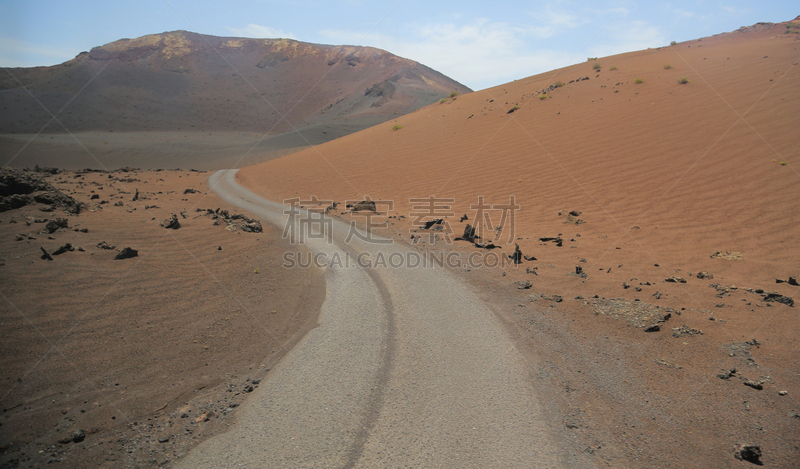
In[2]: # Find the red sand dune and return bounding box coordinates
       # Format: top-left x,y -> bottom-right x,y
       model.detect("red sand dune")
241,21 -> 800,288
237,19 -> 800,466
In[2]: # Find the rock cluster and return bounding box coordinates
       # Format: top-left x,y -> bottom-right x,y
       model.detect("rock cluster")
0,168 -> 83,214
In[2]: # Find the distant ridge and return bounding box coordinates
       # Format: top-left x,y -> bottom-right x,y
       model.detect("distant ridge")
0,30 -> 471,136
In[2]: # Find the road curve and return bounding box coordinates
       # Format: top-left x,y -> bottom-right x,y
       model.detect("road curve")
177,169 -> 567,468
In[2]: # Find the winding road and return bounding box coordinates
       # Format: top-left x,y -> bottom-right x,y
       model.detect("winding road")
176,169 -> 567,468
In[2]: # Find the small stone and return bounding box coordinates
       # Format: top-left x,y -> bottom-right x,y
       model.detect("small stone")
157,435 -> 170,443
160,214 -> 181,229
762,292 -> 794,307
672,324 -> 703,338
779,390 -> 788,396
52,243 -> 75,256
508,244 -> 522,264
460,224 -> 476,242
40,246 -> 53,261
743,380 -> 764,390
114,247 -> 138,260
733,443 -> 762,464
45,218 -> 69,234
514,280 -> 532,290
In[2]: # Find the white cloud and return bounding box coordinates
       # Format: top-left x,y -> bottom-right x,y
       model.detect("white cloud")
0,37 -> 81,67
317,13 -> 667,91
527,6 -> 584,38
320,20 -> 574,91
227,24 -> 296,39
719,5 -> 751,16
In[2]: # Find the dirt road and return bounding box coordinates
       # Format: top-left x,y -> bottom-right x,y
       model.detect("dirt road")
176,169 -> 575,468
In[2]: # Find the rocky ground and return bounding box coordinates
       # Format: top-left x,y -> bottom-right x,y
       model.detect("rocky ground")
0,168 -> 324,468
334,206 -> 800,467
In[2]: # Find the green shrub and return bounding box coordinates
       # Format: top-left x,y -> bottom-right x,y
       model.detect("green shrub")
439,98 -> 447,104
780,161 -> 788,166
677,77 -> 690,84
538,93 -> 548,100
449,91 -> 459,98
592,62 -> 602,70
634,78 -> 644,84
664,64 -> 674,69
391,124 -> 403,131
610,66 -> 618,70
554,81 -> 565,88
670,41 -> 677,46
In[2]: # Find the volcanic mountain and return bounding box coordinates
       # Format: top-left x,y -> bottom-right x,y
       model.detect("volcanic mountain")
0,30 -> 470,139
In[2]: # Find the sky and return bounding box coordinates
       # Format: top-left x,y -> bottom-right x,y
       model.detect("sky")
1,1 -> 797,91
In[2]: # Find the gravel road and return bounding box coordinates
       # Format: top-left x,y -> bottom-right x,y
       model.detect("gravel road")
176,169 -> 567,468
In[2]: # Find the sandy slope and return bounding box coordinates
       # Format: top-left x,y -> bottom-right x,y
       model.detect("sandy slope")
235,21 -> 800,467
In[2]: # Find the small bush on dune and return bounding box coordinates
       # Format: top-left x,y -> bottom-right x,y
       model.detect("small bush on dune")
677,77 -> 690,84
670,40 -> 678,46
538,93 -> 548,100
439,98 -> 447,104
610,66 -> 618,70
554,81 -> 565,88
592,62 -> 602,70
391,124 -> 403,131
634,78 -> 644,84
664,64 -> 674,69
449,91 -> 459,98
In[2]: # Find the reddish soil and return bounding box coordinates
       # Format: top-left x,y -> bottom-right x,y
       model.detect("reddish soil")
1,18 -> 798,469
236,20 -> 800,467
0,169 -> 324,468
